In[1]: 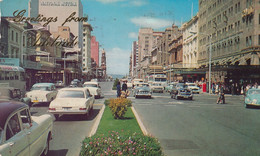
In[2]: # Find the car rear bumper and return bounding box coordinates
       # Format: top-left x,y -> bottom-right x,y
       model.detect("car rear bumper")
48,110 -> 88,115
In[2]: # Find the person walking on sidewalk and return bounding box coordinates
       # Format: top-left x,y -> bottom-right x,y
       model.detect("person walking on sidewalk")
116,81 -> 121,97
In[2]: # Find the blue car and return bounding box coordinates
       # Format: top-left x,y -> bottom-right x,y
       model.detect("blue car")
245,89 -> 260,108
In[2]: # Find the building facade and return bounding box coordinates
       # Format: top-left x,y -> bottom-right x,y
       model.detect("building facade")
198,0 -> 260,86
91,36 -> 99,67
82,22 -> 92,76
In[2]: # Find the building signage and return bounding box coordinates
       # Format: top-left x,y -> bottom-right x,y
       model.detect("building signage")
0,58 -> 20,66
40,1 -> 77,7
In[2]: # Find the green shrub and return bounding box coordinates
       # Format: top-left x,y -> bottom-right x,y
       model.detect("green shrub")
104,99 -> 110,106
80,131 -> 163,156
108,98 -> 132,119
112,78 -> 119,90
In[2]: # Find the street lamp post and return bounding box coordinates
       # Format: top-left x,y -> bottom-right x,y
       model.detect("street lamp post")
190,31 -> 212,94
21,27 -> 44,66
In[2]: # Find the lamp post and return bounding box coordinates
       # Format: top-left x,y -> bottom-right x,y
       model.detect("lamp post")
190,31 -> 212,94
21,27 -> 44,66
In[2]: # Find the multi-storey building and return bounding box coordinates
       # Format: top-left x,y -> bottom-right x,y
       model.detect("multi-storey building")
82,22 -> 93,80
91,36 -> 99,67
0,17 -> 8,57
29,0 -> 84,50
182,15 -> 199,69
101,49 -> 106,79
198,0 -> 260,85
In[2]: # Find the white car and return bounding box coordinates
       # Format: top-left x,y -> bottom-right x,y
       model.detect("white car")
186,83 -> 200,94
25,83 -> 58,105
0,100 -> 53,156
83,81 -> 102,99
48,87 -> 95,120
150,82 -> 164,93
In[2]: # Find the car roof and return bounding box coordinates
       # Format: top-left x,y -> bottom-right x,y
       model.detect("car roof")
0,100 -> 27,129
32,83 -> 54,87
59,87 -> 88,91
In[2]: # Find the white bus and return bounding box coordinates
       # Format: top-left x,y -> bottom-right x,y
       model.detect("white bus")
0,65 -> 26,94
148,74 -> 167,88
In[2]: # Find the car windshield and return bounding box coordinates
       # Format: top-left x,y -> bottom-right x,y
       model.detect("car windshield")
83,84 -> 98,87
31,86 -> 50,91
248,90 -> 260,95
188,84 -> 196,86
155,78 -> 166,82
153,83 -> 161,86
57,90 -> 85,98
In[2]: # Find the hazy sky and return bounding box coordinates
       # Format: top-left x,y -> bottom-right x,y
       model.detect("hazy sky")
0,0 -> 198,75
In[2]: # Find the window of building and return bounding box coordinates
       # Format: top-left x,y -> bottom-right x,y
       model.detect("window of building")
11,30 -> 14,41
259,13 -> 260,24
258,35 -> 260,45
16,33 -> 18,43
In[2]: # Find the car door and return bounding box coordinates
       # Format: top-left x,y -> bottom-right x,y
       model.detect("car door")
85,89 -> 92,110
1,113 -> 30,156
20,109 -> 46,156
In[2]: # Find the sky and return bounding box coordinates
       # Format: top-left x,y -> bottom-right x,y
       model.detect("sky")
0,0 -> 198,75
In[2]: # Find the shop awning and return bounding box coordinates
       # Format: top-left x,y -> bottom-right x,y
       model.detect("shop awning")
0,65 -> 25,72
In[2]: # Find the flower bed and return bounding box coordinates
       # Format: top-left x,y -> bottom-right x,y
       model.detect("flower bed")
80,98 -> 164,155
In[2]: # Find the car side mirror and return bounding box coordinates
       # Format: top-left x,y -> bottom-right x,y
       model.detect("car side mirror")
23,123 -> 31,129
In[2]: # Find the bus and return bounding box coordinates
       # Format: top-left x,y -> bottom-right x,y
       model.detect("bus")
148,74 -> 167,88
0,65 -> 26,95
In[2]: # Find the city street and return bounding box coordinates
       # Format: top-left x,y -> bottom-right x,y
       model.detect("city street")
29,82 -> 260,156
131,88 -> 260,156
29,83 -> 112,156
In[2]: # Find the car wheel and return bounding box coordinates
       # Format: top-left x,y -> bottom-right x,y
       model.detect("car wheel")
54,114 -> 59,121
245,104 -> 248,108
189,97 -> 193,100
41,137 -> 50,156
176,96 -> 179,100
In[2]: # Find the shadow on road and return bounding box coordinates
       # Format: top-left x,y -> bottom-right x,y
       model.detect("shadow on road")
55,108 -> 101,121
48,149 -> 68,156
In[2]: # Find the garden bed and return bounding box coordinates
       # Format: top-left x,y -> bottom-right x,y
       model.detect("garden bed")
80,98 -> 163,156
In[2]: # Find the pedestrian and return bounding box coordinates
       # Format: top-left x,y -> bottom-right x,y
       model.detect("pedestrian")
116,81 -> 121,98
231,83 -> 235,96
212,83 -> 216,94
122,81 -> 127,92
217,84 -> 225,104
215,83 -> 219,94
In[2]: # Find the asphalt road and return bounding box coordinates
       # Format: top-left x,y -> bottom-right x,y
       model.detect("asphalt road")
30,82 -> 260,156
29,82 -> 114,156
130,90 -> 260,156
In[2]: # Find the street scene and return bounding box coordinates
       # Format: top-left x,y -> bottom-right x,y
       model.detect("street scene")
22,82 -> 260,156
1,0 -> 260,155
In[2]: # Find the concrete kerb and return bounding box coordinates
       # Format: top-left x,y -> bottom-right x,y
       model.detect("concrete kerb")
131,106 -> 149,136
88,104 -> 105,137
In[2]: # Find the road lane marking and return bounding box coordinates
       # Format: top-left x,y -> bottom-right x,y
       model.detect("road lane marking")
164,105 -> 177,107
168,102 -> 184,104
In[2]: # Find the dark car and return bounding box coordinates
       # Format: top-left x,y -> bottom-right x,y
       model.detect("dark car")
69,80 -> 82,87
170,84 -> 193,100
0,87 -> 31,106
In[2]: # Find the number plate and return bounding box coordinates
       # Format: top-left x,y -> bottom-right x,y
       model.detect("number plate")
32,100 -> 39,103
63,107 -> 72,110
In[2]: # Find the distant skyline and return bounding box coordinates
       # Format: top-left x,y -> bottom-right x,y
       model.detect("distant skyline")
0,0 -> 198,75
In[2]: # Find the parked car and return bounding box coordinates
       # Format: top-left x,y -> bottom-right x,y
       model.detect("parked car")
48,87 -> 94,120
186,83 -> 200,94
55,80 -> 65,88
0,100 -> 53,156
0,87 -> 31,106
150,82 -> 164,93
83,81 -> 102,99
133,83 -> 152,98
245,88 -> 260,108
25,83 -> 58,105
